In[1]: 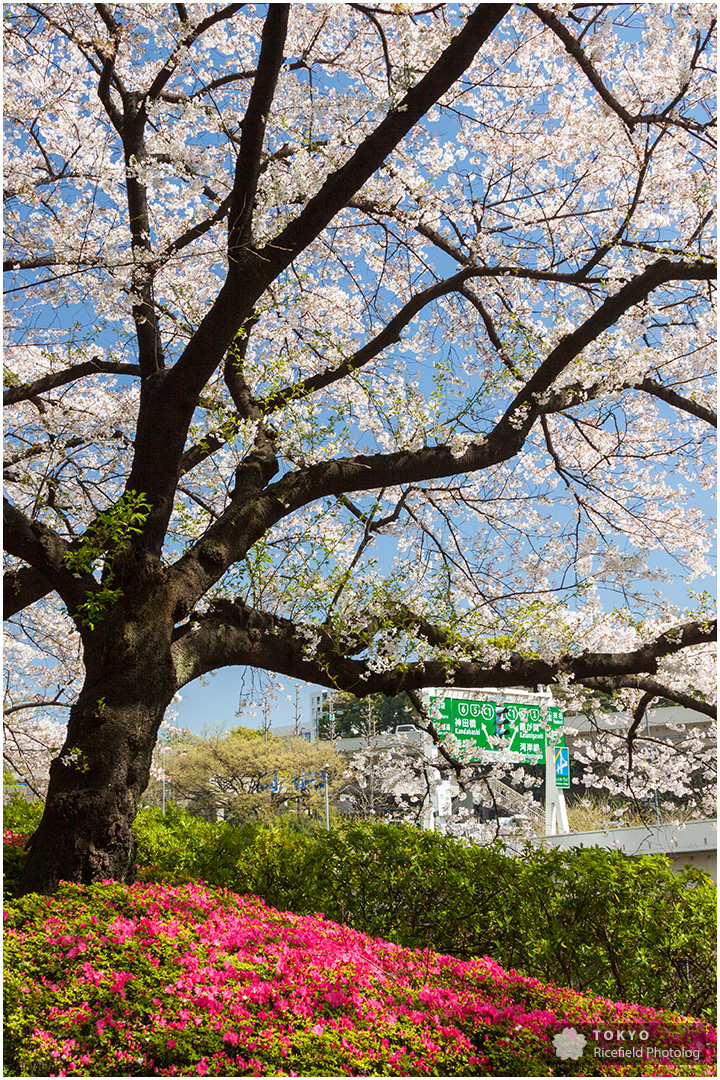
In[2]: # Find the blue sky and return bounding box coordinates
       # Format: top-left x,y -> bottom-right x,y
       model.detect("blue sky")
174,670 -> 316,736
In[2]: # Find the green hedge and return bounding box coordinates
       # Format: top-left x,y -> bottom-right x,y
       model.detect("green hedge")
134,811 -> 716,1021
3,795 -> 45,900
5,804 -> 716,1021
3,794 -> 44,836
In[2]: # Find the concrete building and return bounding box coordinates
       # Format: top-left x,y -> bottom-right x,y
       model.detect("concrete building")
270,722 -> 313,742
309,690 -> 330,740
563,704 -> 714,752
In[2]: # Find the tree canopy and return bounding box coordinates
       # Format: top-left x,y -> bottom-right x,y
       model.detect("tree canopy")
2,3 -> 716,894
164,728 -> 344,822
319,692 -> 415,739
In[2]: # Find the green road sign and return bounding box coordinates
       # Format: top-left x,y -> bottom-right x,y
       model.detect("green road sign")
429,695 -> 565,764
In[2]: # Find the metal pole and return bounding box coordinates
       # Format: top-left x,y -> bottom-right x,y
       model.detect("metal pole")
162,746 -> 166,814
545,743 -> 569,835
646,710 -> 661,824
324,766 -> 330,831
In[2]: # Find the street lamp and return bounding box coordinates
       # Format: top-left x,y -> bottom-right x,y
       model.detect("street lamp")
162,746 -> 187,814
323,764 -> 330,831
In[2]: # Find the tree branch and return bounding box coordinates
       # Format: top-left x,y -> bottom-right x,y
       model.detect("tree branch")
3,500 -> 92,615
4,360 -> 141,406
94,6 -> 124,135
528,5 -> 635,127
171,599 -> 716,715
145,5 -> 245,102
254,5 -> 510,282
227,5 -> 290,260
637,377 -> 716,428
168,256 -> 716,610
349,195 -> 607,285
156,191 -> 234,263
3,694 -> 70,717
125,5 -> 511,554
269,260 -> 715,510
260,266 -> 501,414
3,564 -> 58,618
529,4 -> 714,139
580,677 -> 716,720
506,258 -> 715,427
3,255 -> 59,272
350,4 -> 393,95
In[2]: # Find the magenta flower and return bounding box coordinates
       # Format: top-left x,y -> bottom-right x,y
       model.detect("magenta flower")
4,880 -> 716,1077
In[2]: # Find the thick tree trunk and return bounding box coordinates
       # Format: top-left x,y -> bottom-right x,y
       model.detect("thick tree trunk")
18,621 -> 177,896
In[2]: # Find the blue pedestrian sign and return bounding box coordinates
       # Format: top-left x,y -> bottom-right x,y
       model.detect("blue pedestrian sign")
555,746 -> 570,788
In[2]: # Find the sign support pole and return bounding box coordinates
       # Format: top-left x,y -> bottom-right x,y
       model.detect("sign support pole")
422,797 -> 435,832
545,745 -> 569,835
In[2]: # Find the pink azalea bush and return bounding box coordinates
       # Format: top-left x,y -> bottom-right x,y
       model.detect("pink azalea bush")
3,829 -> 28,847
4,879 -> 715,1077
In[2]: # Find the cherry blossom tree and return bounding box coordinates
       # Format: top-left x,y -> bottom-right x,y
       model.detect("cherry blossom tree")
3,3 -> 715,895
3,604 -> 81,799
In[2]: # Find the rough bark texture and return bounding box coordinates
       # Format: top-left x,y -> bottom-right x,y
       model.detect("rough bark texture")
18,607 -> 177,896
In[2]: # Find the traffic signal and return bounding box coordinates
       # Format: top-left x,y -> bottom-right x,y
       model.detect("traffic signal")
495,704 -> 510,740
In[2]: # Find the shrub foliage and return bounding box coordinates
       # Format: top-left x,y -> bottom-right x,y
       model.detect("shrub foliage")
132,811 -> 716,1022
4,807 -> 716,1023
4,880 -> 715,1077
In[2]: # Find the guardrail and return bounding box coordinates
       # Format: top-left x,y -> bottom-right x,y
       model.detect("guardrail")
531,819 -> 717,881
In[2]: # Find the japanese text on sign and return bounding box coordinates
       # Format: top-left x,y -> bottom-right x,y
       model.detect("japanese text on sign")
429,696 -> 565,764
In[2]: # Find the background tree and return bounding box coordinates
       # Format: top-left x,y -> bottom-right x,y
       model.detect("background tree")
319,691 -> 415,739
165,728 -> 343,823
3,3 -> 715,895
3,607 -> 82,798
